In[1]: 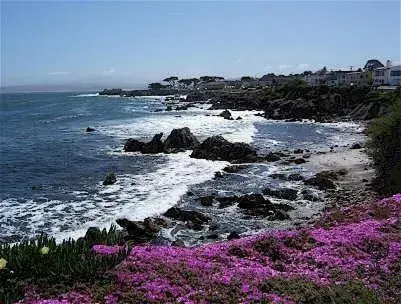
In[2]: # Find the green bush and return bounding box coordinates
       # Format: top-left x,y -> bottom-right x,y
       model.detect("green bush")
368,94 -> 401,194
0,225 -> 127,304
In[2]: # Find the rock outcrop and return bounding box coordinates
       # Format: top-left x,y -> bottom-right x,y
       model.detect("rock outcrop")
164,127 -> 199,151
190,136 -> 257,162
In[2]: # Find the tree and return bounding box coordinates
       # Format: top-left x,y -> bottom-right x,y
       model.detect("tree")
241,76 -> 253,82
148,82 -> 166,90
163,76 -> 179,88
200,76 -> 225,83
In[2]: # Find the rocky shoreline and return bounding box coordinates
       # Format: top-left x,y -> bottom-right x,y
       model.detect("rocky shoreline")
87,121 -> 376,247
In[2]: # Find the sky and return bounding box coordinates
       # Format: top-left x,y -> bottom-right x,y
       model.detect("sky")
1,1 -> 400,89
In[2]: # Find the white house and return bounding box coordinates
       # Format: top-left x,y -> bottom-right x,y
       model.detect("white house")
373,61 -> 401,86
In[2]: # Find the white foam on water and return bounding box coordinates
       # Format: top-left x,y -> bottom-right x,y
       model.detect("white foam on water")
0,152 -> 228,242
72,93 -> 100,97
98,109 -> 265,144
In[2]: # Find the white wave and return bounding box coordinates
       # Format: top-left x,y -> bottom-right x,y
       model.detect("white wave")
98,109 -> 265,144
0,152 -> 228,242
72,93 -> 99,97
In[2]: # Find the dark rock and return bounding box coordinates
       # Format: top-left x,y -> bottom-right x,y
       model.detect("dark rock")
103,173 -> 117,185
269,173 -> 287,180
164,127 -> 199,150
219,109 -> 233,120
124,133 -> 165,154
288,173 -> 304,181
273,203 -> 295,212
86,127 -> 95,132
265,152 -> 282,162
271,210 -> 291,221
190,135 -> 257,162
362,178 -> 368,183
142,133 -> 165,154
171,239 -> 186,247
236,116 -> 243,120
227,231 -> 240,240
350,143 -> 362,149
301,190 -> 320,201
116,217 -> 169,243
214,171 -> 224,178
223,165 -> 246,173
216,196 -> 238,208
294,149 -> 304,154
165,105 -> 173,111
124,138 -> 145,152
293,158 -> 306,164
237,193 -> 272,209
199,196 -> 215,206
263,188 -> 298,200
163,207 -> 211,230
304,171 -> 338,190
207,233 -> 219,239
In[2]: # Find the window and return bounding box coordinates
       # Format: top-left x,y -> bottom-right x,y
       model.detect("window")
390,70 -> 401,77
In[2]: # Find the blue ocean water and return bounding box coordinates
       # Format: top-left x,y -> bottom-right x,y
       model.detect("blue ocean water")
0,92 -> 364,242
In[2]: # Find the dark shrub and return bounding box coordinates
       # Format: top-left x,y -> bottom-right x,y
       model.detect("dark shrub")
368,95 -> 401,194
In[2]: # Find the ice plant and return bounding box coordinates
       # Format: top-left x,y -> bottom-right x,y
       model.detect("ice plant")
0,258 -> 7,270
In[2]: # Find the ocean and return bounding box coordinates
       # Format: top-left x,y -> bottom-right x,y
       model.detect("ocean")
0,92 -> 364,243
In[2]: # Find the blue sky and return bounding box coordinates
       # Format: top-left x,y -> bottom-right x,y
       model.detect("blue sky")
1,1 -> 400,88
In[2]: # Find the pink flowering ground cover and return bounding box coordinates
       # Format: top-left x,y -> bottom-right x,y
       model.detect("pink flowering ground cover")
20,194 -> 401,303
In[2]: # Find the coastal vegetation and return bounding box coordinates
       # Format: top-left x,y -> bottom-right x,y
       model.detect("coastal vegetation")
368,90 -> 401,194
2,195 -> 400,303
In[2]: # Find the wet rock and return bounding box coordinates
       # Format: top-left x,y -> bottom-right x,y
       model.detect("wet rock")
163,207 -> 211,230
293,158 -> 306,164
227,231 -> 240,240
218,109 -> 233,120
301,189 -> 320,202
265,152 -> 282,162
207,233 -> 219,239
214,171 -> 224,179
273,203 -> 295,212
236,116 -> 243,120
263,188 -> 298,200
237,193 -> 270,209
116,217 -> 170,243
103,173 -> 117,185
288,173 -> 304,181
350,143 -> 362,149
171,239 -> 186,247
164,127 -> 199,150
270,210 -> 291,221
199,196 -> 215,206
216,196 -> 238,208
190,135 -> 257,162
223,165 -> 246,173
124,133 -> 165,154
304,171 -> 338,190
294,149 -> 304,154
269,173 -> 287,180
86,127 -> 95,132
165,105 -> 173,111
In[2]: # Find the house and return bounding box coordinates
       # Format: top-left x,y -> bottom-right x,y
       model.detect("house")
344,70 -> 370,86
372,60 -> 401,86
326,70 -> 352,86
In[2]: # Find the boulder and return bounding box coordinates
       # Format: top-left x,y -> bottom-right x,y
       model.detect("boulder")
164,127 -> 199,150
199,196 -> 215,206
350,143 -> 362,149
223,165 -> 246,173
216,196 -> 238,208
190,135 -> 257,162
273,203 -> 295,212
263,188 -> 298,200
237,193 -> 272,210
294,149 -> 304,154
301,189 -> 320,202
236,116 -> 243,120
86,127 -> 96,132
142,133 -> 165,154
103,173 -> 117,185
270,209 -> 291,221
292,158 -> 306,164
227,231 -> 240,240
265,152 -> 282,162
116,217 -> 170,243
124,138 -> 145,152
214,171 -> 224,178
304,171 -> 338,190
163,207 -> 211,230
219,109 -> 233,120
288,173 -> 304,181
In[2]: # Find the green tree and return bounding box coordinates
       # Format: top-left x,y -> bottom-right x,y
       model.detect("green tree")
241,76 -> 253,82
163,76 -> 179,88
148,82 -> 165,90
